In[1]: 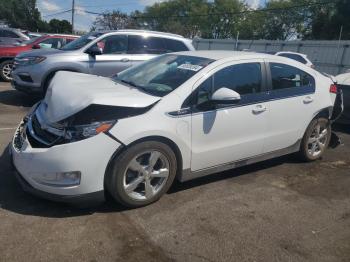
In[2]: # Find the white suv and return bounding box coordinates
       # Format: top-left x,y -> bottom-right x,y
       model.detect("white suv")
11,51 -> 340,207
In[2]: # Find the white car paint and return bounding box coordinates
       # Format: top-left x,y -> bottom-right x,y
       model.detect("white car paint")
11,51 -> 336,203
44,72 -> 160,123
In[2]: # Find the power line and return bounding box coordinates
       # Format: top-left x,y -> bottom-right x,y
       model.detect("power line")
43,9 -> 72,18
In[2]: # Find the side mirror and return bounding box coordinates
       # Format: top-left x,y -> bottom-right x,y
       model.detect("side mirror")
86,46 -> 103,56
210,87 -> 241,104
32,44 -> 41,49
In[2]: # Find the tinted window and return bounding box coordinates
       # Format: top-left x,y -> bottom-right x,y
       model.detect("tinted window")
270,63 -> 314,90
163,38 -> 189,52
194,63 -> 262,106
278,53 -> 307,64
128,35 -> 167,54
214,63 -> 262,95
97,35 -> 127,54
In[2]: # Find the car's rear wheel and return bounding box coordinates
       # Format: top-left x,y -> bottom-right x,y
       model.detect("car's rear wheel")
299,118 -> 331,161
106,141 -> 177,207
0,60 -> 14,81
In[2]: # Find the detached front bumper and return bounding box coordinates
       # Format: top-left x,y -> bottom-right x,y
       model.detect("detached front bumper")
10,121 -> 121,205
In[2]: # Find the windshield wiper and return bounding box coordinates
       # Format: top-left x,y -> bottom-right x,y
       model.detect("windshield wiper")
119,79 -> 139,88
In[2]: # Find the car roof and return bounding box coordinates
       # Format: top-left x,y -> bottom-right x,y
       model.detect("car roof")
173,50 -> 275,61
98,29 -> 185,39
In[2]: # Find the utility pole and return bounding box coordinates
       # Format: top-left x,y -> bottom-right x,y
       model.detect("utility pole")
71,0 -> 75,34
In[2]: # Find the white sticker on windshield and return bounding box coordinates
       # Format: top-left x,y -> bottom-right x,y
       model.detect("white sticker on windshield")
87,36 -> 97,40
177,64 -> 203,71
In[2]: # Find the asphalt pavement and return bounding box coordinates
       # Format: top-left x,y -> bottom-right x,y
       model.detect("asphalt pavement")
0,81 -> 349,262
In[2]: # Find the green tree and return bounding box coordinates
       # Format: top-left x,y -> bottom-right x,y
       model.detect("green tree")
92,10 -> 135,30
306,0 -> 350,40
48,19 -> 72,33
0,0 -> 44,31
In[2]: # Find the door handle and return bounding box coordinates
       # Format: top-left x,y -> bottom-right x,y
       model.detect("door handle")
252,104 -> 267,114
121,58 -> 129,62
303,96 -> 314,104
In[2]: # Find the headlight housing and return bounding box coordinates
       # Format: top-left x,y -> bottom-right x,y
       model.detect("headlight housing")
65,121 -> 116,141
15,56 -> 46,66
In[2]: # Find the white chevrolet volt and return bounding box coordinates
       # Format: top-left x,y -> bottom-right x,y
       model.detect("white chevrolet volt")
11,51 -> 341,207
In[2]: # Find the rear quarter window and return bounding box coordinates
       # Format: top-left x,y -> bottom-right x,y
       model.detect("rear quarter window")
278,53 -> 307,64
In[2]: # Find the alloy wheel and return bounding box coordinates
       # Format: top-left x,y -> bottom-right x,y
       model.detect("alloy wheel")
2,62 -> 13,81
123,150 -> 170,201
307,123 -> 328,157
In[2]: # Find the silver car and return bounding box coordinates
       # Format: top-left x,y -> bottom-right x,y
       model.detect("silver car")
11,30 -> 194,94
0,28 -> 30,46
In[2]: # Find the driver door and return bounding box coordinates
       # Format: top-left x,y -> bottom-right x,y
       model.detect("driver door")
87,34 -> 131,76
190,60 -> 269,171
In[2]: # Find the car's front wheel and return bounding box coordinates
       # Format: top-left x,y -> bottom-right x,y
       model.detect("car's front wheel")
0,60 -> 14,81
106,141 -> 177,207
299,118 -> 331,161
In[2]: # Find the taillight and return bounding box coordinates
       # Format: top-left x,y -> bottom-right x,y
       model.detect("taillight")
329,84 -> 337,94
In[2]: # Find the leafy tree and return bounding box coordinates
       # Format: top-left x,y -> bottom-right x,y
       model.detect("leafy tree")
0,0 -> 43,31
92,10 -> 135,30
306,0 -> 350,40
48,19 -> 72,33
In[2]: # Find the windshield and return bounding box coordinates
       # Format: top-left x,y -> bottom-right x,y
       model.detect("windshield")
60,32 -> 103,51
113,54 -> 214,97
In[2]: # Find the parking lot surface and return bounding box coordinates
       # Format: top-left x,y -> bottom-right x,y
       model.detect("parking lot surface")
0,81 -> 350,262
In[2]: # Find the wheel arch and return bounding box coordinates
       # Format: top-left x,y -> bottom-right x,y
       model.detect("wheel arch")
312,106 -> 332,121
0,57 -> 14,63
103,135 -> 184,190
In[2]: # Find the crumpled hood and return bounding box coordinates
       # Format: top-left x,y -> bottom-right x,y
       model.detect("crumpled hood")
41,71 -> 160,123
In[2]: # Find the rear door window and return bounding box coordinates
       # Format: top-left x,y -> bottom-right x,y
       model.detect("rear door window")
270,63 -> 314,90
128,35 -> 167,54
269,63 -> 315,97
163,38 -> 189,52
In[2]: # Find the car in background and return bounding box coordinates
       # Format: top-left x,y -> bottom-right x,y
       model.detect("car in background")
275,51 -> 314,68
11,51 -> 341,207
0,34 -> 78,81
335,72 -> 350,124
11,30 -> 195,94
0,28 -> 30,46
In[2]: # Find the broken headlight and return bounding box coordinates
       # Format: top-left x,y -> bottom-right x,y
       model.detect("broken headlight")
65,121 -> 116,141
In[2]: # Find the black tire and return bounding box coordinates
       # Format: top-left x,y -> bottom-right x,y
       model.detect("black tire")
0,60 -> 14,82
299,117 -> 331,161
106,141 -> 177,207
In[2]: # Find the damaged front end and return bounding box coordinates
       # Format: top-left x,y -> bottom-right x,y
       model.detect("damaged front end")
25,102 -> 155,148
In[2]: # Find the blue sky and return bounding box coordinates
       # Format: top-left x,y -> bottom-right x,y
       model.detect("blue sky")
37,0 -> 266,32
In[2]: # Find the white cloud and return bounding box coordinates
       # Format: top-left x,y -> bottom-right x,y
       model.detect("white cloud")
40,0 -> 60,12
138,0 -> 167,6
246,0 -> 261,9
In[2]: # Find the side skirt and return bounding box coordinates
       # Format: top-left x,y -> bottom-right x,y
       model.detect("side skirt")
179,139 -> 301,182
